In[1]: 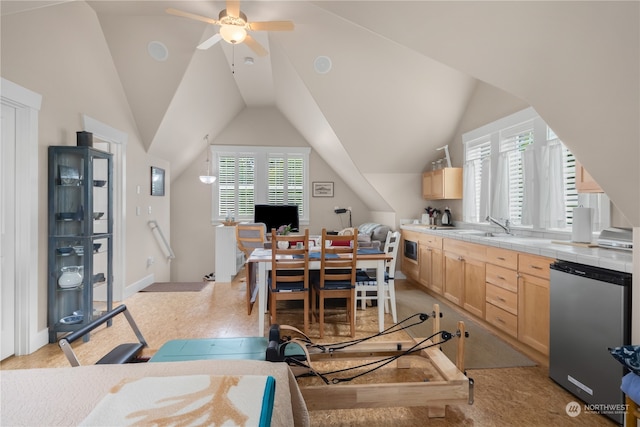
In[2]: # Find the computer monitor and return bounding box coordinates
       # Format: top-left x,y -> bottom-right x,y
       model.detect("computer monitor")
254,204 -> 299,233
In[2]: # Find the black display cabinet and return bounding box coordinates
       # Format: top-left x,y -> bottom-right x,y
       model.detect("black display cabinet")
48,146 -> 113,342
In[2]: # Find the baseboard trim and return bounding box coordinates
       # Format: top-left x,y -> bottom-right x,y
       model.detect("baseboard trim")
125,274 -> 154,299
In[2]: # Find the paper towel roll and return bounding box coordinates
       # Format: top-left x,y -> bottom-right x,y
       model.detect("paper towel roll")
572,207 -> 593,243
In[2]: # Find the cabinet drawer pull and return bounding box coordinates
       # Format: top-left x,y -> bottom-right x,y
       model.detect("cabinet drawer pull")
497,257 -> 506,261
495,317 -> 505,324
530,265 -> 542,270
495,296 -> 506,302
497,275 -> 506,280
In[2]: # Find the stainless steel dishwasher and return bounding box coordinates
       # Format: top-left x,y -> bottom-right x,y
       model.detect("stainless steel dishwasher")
549,260 -> 632,424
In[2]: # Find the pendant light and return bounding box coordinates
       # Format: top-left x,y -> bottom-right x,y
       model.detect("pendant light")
199,135 -> 216,184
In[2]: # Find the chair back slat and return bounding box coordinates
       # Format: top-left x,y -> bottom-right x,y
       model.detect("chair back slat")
269,228 -> 311,334
319,228 -> 358,287
271,228 -> 310,291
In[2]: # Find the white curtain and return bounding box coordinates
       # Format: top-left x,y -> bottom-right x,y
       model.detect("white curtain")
463,160 -> 477,222
479,156 -> 491,221
491,152 -> 510,220
539,142 -> 566,229
521,142 -> 566,228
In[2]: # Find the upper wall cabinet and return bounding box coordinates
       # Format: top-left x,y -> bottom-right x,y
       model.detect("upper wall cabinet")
575,161 -> 603,193
422,167 -> 463,200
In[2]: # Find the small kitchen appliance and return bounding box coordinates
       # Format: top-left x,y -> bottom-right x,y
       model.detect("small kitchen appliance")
441,207 -> 452,226
597,227 -> 633,251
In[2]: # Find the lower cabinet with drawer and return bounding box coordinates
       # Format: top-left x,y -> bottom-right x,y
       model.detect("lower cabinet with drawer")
485,301 -> 518,338
402,229 -> 554,359
484,247 -> 519,338
518,253 -> 553,356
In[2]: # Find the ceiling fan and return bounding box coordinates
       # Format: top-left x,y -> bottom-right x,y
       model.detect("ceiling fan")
166,0 -> 294,57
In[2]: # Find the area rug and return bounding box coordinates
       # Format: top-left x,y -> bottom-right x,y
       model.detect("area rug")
141,282 -> 209,292
395,282 -> 536,370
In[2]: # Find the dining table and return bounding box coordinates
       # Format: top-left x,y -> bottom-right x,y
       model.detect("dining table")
247,247 -> 393,337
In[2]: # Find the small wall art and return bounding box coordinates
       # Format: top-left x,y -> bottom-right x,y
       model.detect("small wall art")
312,181 -> 334,197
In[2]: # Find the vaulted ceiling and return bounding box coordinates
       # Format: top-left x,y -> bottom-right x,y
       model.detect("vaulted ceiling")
85,0 -> 480,212
3,1 -> 638,223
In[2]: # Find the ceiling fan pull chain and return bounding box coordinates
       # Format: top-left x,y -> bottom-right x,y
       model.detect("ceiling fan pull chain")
232,45 -> 236,74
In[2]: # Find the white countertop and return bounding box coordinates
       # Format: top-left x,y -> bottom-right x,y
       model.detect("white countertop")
401,224 -> 633,273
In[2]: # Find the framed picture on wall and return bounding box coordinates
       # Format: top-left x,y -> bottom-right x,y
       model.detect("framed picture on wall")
150,166 -> 165,196
312,181 -> 334,197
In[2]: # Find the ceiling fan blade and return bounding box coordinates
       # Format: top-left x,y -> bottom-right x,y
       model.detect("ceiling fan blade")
165,8 -> 219,25
248,21 -> 294,32
226,0 -> 240,17
197,34 -> 222,50
243,34 -> 268,57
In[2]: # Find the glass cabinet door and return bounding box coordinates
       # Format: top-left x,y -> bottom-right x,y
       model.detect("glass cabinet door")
48,146 -> 113,342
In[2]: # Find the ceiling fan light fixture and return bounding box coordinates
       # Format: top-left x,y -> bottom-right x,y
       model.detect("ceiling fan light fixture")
220,24 -> 247,44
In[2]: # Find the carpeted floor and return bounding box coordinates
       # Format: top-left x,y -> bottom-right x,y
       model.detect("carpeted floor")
141,282 -> 210,292
395,281 -> 536,369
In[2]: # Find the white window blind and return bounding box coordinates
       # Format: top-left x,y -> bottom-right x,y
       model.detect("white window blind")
499,121 -> 534,225
465,138 -> 491,220
212,146 -> 310,223
217,154 -> 255,218
267,154 -> 305,219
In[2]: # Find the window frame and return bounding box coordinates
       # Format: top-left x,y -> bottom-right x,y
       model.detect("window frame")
210,145 -> 310,224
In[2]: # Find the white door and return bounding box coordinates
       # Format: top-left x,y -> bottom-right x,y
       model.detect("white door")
1,102 -> 17,360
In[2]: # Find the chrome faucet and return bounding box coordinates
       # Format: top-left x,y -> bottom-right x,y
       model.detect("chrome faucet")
486,216 -> 512,234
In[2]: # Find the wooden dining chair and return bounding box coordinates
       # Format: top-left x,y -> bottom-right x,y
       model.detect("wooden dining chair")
236,222 -> 267,315
354,230 -> 400,324
270,228 -> 310,334
311,228 -> 358,338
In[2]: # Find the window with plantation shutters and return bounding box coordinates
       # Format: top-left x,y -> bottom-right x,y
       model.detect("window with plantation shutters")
465,137 -> 491,221
499,121 -> 534,225
462,107 -> 608,232
211,146 -> 310,224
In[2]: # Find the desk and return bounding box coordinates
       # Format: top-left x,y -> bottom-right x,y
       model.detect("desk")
247,248 -> 392,337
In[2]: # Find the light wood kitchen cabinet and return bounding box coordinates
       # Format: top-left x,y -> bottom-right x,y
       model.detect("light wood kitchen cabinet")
403,257 -> 419,282
402,228 -> 555,360
485,300 -> 518,338
418,235 -> 443,295
443,250 -> 464,305
518,253 -> 553,355
443,239 -> 486,317
484,247 -> 519,337
462,257 -> 486,318
422,167 -> 463,200
575,160 -> 603,193
401,231 -> 420,282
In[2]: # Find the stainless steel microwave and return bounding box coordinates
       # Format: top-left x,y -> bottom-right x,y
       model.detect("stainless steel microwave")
404,239 -> 418,261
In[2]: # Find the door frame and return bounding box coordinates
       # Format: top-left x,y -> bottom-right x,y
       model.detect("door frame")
1,78 -> 42,356
82,115 -> 127,302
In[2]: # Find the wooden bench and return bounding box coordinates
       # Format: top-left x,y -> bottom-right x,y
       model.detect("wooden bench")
58,304 -> 147,366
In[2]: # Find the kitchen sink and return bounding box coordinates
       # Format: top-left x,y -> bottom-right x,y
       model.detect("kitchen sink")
447,229 -> 514,238
483,232 -> 513,238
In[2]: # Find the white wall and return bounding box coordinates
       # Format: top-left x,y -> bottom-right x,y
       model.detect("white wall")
1,2 -> 171,331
